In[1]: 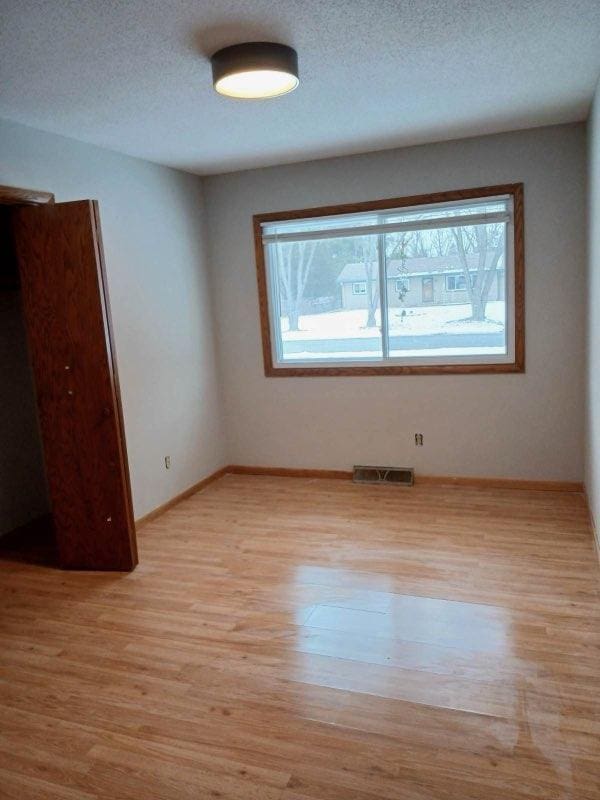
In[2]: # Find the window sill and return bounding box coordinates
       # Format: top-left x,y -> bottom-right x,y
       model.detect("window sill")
264,360 -> 525,377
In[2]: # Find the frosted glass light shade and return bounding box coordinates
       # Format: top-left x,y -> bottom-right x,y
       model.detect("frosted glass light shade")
211,42 -> 299,100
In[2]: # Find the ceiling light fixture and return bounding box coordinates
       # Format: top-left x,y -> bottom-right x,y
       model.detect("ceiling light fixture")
211,42 -> 299,100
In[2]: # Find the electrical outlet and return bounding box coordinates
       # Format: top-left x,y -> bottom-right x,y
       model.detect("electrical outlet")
414,433 -> 424,446
164,456 -> 171,469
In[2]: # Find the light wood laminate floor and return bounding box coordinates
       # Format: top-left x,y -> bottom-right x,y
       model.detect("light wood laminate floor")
1,474 -> 599,799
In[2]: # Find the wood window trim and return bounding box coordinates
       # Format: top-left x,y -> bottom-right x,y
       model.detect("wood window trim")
253,183 -> 524,377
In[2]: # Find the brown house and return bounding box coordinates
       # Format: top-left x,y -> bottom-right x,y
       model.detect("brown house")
337,253 -> 505,309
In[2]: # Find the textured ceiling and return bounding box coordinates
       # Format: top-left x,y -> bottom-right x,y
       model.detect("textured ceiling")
1,0 -> 599,175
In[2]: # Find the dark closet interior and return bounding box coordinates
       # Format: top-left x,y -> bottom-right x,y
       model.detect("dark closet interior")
0,206 -> 53,563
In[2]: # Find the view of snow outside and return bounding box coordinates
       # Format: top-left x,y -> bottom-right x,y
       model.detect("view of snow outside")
270,219 -> 507,362
279,302 -> 506,360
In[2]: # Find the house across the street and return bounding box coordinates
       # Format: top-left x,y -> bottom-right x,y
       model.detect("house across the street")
337,253 -> 505,309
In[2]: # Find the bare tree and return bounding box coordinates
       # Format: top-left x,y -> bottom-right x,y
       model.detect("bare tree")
354,237 -> 379,328
410,230 -> 429,258
386,231 -> 411,262
277,240 -> 319,331
387,231 -> 411,304
452,224 -> 504,321
429,227 -> 452,257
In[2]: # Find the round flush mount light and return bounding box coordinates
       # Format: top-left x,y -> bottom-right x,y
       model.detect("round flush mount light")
211,42 -> 299,99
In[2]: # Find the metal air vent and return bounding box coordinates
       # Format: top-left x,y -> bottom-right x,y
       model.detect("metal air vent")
353,465 -> 414,486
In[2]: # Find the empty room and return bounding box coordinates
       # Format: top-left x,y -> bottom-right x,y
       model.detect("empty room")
1,1 -> 600,798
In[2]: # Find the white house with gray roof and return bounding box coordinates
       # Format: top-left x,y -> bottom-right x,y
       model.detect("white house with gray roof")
337,253 -> 505,310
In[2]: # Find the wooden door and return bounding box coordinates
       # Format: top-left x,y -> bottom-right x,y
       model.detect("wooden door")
12,200 -> 137,570
422,277 -> 434,304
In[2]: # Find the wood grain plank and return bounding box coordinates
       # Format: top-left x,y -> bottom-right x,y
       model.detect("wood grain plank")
1,474 -> 599,798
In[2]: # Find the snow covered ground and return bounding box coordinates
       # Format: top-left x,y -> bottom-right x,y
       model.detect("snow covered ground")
281,302 -> 505,340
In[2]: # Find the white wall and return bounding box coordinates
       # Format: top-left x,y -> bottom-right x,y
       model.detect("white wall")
586,79 -> 600,533
0,117 -> 588,526
0,118 -> 226,521
204,124 -> 587,481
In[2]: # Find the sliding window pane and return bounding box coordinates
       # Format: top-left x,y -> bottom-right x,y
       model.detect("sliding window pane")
273,234 -> 383,362
384,223 -> 507,359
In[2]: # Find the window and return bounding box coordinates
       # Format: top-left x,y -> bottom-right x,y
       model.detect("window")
254,184 -> 524,376
446,274 -> 467,291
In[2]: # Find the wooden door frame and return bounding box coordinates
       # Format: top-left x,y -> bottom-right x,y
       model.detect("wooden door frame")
0,185 -> 55,206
